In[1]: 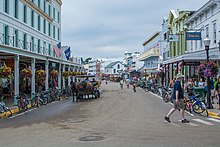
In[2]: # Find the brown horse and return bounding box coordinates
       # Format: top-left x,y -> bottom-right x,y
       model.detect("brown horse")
73,81 -> 94,101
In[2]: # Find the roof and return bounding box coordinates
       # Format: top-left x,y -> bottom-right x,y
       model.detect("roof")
105,61 -> 121,68
142,32 -> 160,46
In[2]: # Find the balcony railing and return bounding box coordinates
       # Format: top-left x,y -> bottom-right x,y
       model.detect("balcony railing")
0,32 -> 50,56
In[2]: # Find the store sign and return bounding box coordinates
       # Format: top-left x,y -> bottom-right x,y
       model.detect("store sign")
168,35 -> 179,42
186,32 -> 201,40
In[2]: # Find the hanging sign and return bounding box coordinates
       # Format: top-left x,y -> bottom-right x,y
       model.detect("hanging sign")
168,35 -> 179,42
186,32 -> 201,40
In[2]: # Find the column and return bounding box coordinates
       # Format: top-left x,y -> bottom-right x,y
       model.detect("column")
14,55 -> 19,105
31,58 -> 36,99
68,65 -> 71,86
62,64 -> 65,88
45,60 -> 49,90
58,62 -> 61,89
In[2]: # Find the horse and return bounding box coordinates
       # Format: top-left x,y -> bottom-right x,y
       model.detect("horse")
71,81 -> 94,102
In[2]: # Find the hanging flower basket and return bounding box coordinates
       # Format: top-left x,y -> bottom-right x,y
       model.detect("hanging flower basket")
72,71 -> 77,76
36,70 -> 46,81
50,70 -> 58,79
157,71 -> 165,78
197,61 -> 218,77
20,68 -> 32,79
0,65 -> 12,77
62,71 -> 69,79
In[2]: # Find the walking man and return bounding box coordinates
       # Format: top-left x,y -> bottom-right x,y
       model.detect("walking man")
164,73 -> 190,123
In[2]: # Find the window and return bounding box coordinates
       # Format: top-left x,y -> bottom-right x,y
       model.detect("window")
53,25 -> 56,39
43,0 -> 46,12
113,69 -> 116,73
31,10 -> 35,28
205,26 -> 209,38
191,41 -> 193,51
200,40 -> 203,48
58,28 -> 60,40
38,0 -> 41,8
53,7 -> 56,19
213,22 -> 217,44
14,29 -> 18,47
48,44 -> 51,56
23,5 -> 27,23
23,33 -> 27,49
117,64 -> 120,69
43,19 -> 46,34
31,36 -> 34,51
38,15 -> 41,31
195,41 -> 197,50
38,39 -> 41,53
58,11 -> 60,23
4,25 -> 9,45
14,0 -> 19,19
48,23 -> 51,37
4,0 -> 9,14
48,5 -> 51,17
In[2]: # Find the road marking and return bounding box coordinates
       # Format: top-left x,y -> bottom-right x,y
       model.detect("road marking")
193,119 -> 214,126
187,122 -> 200,127
206,118 -> 220,123
9,108 -> 37,119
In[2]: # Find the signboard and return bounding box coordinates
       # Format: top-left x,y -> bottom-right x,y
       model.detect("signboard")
186,32 -> 201,40
168,35 -> 179,42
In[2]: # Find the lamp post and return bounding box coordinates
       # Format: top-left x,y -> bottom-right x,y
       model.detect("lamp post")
203,37 -> 213,109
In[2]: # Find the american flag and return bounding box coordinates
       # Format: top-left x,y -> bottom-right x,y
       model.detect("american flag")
53,42 -> 61,58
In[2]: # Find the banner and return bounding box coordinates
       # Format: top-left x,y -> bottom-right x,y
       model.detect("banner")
53,42 -> 61,58
64,47 -> 71,60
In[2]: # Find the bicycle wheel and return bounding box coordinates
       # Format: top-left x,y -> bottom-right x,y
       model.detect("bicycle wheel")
192,101 -> 205,114
5,108 -> 12,117
163,93 -> 170,103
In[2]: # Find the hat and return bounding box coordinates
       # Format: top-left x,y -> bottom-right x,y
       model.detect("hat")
176,73 -> 184,79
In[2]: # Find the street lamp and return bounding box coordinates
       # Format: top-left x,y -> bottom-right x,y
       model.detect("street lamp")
203,37 -> 213,109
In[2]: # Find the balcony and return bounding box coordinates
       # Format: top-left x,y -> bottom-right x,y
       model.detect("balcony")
138,48 -> 160,61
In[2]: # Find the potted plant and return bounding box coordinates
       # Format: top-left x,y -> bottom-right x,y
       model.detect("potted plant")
36,70 -> 46,81
20,68 -> 32,79
62,71 -> 69,79
0,65 -> 12,77
197,61 -> 218,77
50,70 -> 58,79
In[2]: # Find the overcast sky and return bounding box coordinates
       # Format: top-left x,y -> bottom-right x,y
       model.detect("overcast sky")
61,0 -> 208,59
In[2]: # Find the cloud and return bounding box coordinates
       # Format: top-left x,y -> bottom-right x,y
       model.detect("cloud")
61,0 -> 208,58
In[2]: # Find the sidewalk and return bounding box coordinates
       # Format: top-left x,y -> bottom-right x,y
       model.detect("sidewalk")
208,99 -> 220,119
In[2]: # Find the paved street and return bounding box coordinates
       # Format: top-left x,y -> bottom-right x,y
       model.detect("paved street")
0,82 -> 220,147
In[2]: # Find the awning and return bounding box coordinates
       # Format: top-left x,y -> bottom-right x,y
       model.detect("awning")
162,47 -> 219,65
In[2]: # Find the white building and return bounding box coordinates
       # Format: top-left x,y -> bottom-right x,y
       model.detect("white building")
0,0 -> 82,104
105,61 -> 124,75
184,0 -> 220,76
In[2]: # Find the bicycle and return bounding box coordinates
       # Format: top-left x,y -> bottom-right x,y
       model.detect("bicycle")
15,94 -> 29,112
0,96 -> 12,118
189,93 -> 208,117
31,93 -> 47,108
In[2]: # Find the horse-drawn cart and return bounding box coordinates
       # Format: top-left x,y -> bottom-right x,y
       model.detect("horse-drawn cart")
72,75 -> 100,102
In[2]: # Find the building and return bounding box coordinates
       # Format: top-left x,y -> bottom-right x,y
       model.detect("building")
138,32 -> 161,77
124,51 -> 143,79
162,9 -> 194,80
161,17 -> 170,62
104,61 -> 124,76
0,0 -> 82,104
184,0 -> 220,77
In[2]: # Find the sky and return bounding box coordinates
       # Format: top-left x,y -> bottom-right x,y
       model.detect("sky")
61,0 -> 208,59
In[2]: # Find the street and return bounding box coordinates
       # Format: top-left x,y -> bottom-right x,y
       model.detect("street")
0,82 -> 220,147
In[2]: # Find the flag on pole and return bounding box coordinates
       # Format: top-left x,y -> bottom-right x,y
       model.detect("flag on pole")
53,42 -> 61,58
64,47 -> 71,60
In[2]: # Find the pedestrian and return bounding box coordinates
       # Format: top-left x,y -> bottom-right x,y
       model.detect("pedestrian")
198,78 -> 205,87
216,77 -> 220,110
164,73 -> 190,123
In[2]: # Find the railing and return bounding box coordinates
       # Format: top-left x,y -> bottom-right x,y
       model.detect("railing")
0,32 -> 50,56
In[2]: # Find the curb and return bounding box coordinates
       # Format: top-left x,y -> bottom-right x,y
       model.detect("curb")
208,111 -> 220,119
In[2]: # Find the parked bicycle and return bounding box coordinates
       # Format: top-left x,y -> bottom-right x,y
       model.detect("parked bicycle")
15,94 -> 29,112
0,95 -> 12,118
31,93 -> 47,108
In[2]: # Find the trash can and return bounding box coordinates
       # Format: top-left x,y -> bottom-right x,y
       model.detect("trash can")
193,87 -> 206,102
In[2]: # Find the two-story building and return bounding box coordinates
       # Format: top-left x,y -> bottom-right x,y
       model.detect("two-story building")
184,0 -> 220,77
0,0 -> 82,104
105,61 -> 124,76
138,32 -> 161,77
